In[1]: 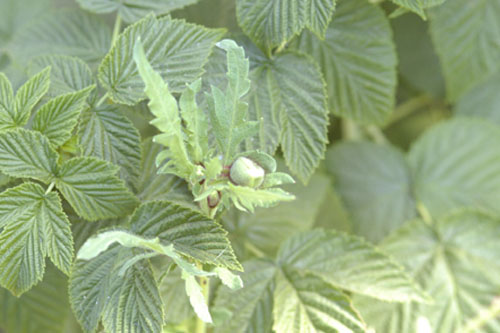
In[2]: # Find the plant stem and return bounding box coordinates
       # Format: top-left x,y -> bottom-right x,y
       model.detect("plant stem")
342,118 -> 364,140
245,241 -> 266,258
416,201 -> 432,224
365,125 -> 389,145
383,94 -> 433,129
196,264 -> 210,333
463,298 -> 500,333
95,93 -> 109,108
45,182 -> 55,195
111,14 -> 122,47
274,41 -> 287,54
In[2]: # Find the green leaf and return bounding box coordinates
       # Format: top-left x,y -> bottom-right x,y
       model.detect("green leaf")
206,39 -> 258,165
408,118 -> 500,218
0,72 -> 15,130
9,10 -> 112,68
28,55 -> 95,98
32,86 -> 94,147
0,265 -> 74,333
0,129 -> 58,182
130,201 -> 242,271
14,67 -> 51,126
0,183 -> 73,296
158,267 -> 192,324
55,157 -> 138,221
277,229 -> 429,302
273,269 -> 366,333
391,0 -> 446,19
295,0 -> 397,124
76,0 -> 199,23
133,39 -> 194,179
326,142 -> 416,243
214,260 -> 276,333
99,14 -> 224,105
78,105 -> 142,187
236,0 -> 336,51
183,271 -> 212,323
356,210 -> 500,332
428,0 -> 500,101
227,183 -> 295,213
455,71 -> 500,124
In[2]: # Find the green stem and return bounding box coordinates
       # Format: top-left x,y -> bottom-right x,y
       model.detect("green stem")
45,182 -> 55,195
95,93 -> 109,108
245,241 -> 266,258
196,263 -> 210,333
274,41 -> 287,54
383,94 -> 433,129
417,201 -> 432,224
342,118 -> 364,140
111,14 -> 122,47
463,298 -> 500,333
365,125 -> 389,145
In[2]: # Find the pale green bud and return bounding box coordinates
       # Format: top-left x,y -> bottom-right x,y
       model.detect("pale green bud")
229,157 -> 265,188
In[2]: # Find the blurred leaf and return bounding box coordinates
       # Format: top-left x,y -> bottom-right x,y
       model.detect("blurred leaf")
391,0 -> 446,19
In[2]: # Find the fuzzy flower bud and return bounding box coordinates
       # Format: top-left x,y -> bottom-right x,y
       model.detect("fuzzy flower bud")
229,156 -> 265,188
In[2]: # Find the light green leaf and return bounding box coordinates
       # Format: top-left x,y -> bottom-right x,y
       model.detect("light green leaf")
78,105 -> 142,187
429,0 -> 500,101
133,39 -> 194,179
236,0 -> 336,51
391,0 -> 446,19
356,210 -> 500,332
277,229 -> 429,302
214,267 -> 244,290
408,118 -> 500,218
273,269 -> 366,333
14,67 -> 51,126
326,142 -> 416,243
158,267 -> 192,324
455,71 -> 500,124
183,271 -> 212,323
295,0 -> 397,124
130,201 -> 242,271
28,55 -> 95,98
214,260 -> 276,333
227,183 -> 295,213
99,14 -> 224,105
0,265 -> 74,333
206,39 -> 258,165
32,86 -> 94,147
0,128 -> 58,182
0,72 -> 15,130
55,157 -> 138,221
76,0 -> 199,23
0,183 -> 73,296
9,10 -> 112,68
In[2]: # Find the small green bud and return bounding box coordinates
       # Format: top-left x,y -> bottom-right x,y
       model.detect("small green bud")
207,191 -> 221,208
229,157 -> 265,188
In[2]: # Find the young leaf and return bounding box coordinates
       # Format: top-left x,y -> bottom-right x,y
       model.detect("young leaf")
408,118 -> 500,218
76,0 -> 199,23
277,229 -> 429,302
214,260 -> 277,333
326,142 -> 416,243
133,39 -> 194,179
0,182 -> 73,296
130,201 -> 242,271
14,67 -> 51,126
55,157 -> 138,221
99,14 -> 224,105
0,128 -> 58,183
206,39 -> 258,165
227,183 -> 295,213
429,0 -> 500,101
32,86 -> 94,147
273,269 -> 366,333
182,271 -> 212,323
295,0 -> 397,124
78,105 -> 142,187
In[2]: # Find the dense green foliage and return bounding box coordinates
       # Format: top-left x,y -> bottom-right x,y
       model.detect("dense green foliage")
1,0 -> 500,332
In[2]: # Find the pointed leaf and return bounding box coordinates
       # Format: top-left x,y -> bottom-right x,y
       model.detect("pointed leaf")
391,0 -> 446,19
14,67 -> 51,126
99,14 -> 224,105
32,86 -> 94,147
183,271 -> 212,323
227,183 -> 295,213
0,129 -> 58,182
295,0 -> 397,124
55,157 -> 138,221
0,73 -> 15,130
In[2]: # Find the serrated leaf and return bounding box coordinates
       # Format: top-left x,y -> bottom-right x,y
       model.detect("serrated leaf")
55,157 -> 138,221
99,14 -> 224,105
455,71 -> 500,124
0,183 -> 73,296
408,118 -> 500,218
326,142 -> 416,243
0,265 -> 74,333
273,269 -> 366,333
32,86 -> 94,147
236,0 -> 336,51
0,129 -> 58,182
14,67 -> 51,126
78,105 -> 142,187
0,72 -> 15,130
214,260 -> 276,333
130,200 -> 242,271
9,10 -> 112,68
227,183 -> 295,213
356,210 -> 500,332
277,229 -> 428,302
429,0 -> 500,101
133,39 -> 194,179
295,0 -> 397,124
76,0 -> 199,23
391,0 -> 446,19
28,55 -> 95,98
